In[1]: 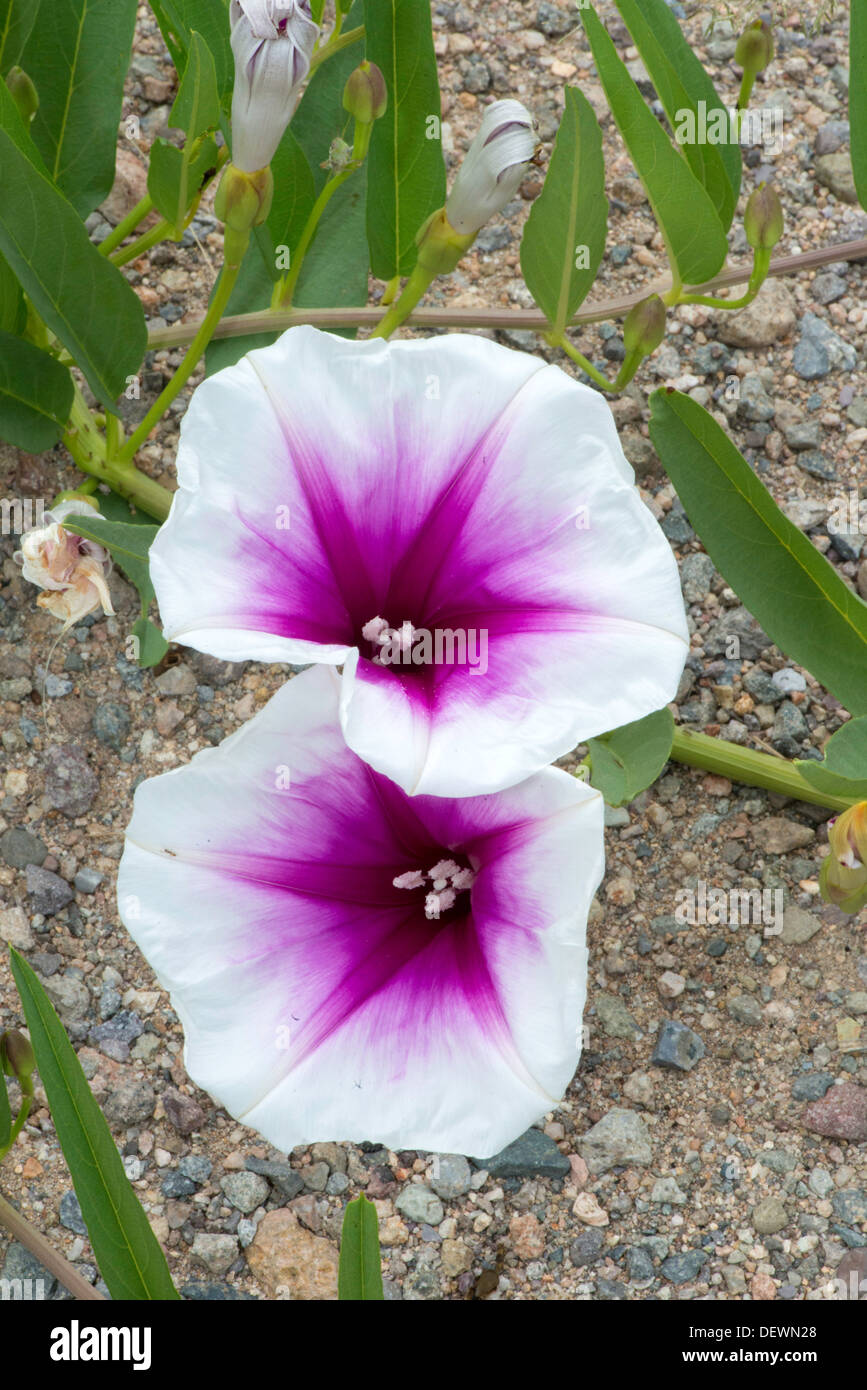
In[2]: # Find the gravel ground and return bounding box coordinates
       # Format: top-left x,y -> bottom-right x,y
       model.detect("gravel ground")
1,1 -> 866,1302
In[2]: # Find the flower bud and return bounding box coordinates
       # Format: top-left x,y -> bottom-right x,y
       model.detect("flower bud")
744,182 -> 783,251
415,207 -> 477,276
735,19 -> 774,75
14,498 -> 115,632
1,1031 -> 35,1084
229,0 -> 318,173
623,294 -> 666,356
215,162 -> 274,234
5,66 -> 38,123
445,98 -> 535,237
343,61 -> 387,125
820,801 -> 867,914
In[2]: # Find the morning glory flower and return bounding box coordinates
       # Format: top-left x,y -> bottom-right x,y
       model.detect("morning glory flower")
150,326 -> 688,797
445,99 -> 536,236
229,0 -> 318,173
117,666 -> 604,1155
15,498 -> 114,630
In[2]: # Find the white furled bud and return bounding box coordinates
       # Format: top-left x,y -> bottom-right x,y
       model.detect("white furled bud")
445,99 -> 535,236
229,0 -> 318,173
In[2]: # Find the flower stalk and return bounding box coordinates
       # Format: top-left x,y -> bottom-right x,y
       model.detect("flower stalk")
668,727 -> 856,813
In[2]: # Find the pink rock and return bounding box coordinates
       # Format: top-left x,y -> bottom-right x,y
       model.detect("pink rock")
750,1273 -> 777,1301
803,1082 -> 867,1142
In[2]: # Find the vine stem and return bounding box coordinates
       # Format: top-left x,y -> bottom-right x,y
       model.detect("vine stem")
97,193 -> 155,258
0,1190 -> 105,1301
145,238 -> 867,349
668,727 -> 853,813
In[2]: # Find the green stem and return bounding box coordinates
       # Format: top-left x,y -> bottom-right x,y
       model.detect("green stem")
109,218 -> 174,269
63,386 -> 173,522
669,727 -> 855,813
547,331 -> 618,392
369,263 -> 437,339
309,23 -> 363,73
0,1092 -> 32,1161
737,69 -> 757,113
276,165 -> 357,308
98,193 -> 155,258
678,248 -> 771,309
116,232 -> 251,468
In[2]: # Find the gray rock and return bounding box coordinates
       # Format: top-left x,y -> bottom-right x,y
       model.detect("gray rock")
704,605 -> 769,660
180,1280 -> 257,1301
813,151 -> 858,203
59,1190 -> 88,1236
783,420 -> 823,450
179,1155 -> 213,1185
430,1154 -> 472,1199
25,864 -> 73,915
475,1127 -> 571,1179
847,396 -> 867,429
154,664 -> 197,696
0,826 -> 47,869
626,1246 -> 656,1282
796,449 -> 836,482
187,653 -> 248,687
832,1190 -> 867,1226
578,1108 -> 653,1175
91,702 -> 131,751
772,668 -> 807,694
89,1010 -> 143,1052
1,1241 -> 58,1299
569,1229 -> 605,1266
650,1177 -> 687,1205
536,2 -> 574,36
41,972 -> 90,1023
302,1161 -> 329,1192
74,867 -> 103,894
772,700 -> 808,752
728,994 -> 763,1026
792,1072 -> 834,1101
651,1019 -> 706,1072
744,668 -> 781,705
190,1234 -> 239,1278
808,1167 -> 835,1199
162,1087 -> 205,1134
596,992 -> 640,1039
244,1157 -> 303,1200
326,1172 -> 351,1195
737,373 -> 776,422
680,552 -> 715,604
103,1078 -> 156,1126
811,271 -> 847,305
44,744 -> 98,817
660,1249 -> 707,1284
793,312 -> 858,379
752,1197 -> 789,1235
780,905 -> 822,945
0,906 -> 33,951
162,1170 -> 196,1198
221,1171 -> 270,1213
396,1184 -> 445,1226
762,1150 -> 797,1175
814,120 -> 849,155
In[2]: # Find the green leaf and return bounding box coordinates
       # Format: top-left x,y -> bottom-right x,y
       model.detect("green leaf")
132,615 -> 169,668
614,0 -> 740,229
338,1194 -> 384,1300
795,716 -> 867,801
0,84 -> 147,411
852,0 -> 867,210
0,329 -> 74,451
588,707 -> 674,806
0,251 -> 25,334
9,948 -> 179,1300
148,133 -> 219,231
520,87 -> 607,336
0,1059 -> 10,1151
649,389 -> 867,718
171,29 -> 220,138
149,0 -> 234,105
364,0 -> 446,279
581,3 -> 728,285
20,0 -> 137,218
0,0 -> 39,72
98,490 -> 162,526
310,0 -> 326,21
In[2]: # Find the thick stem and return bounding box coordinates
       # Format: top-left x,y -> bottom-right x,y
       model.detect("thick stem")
117,233 -> 250,468
110,219 -> 174,269
0,1190 -> 105,1301
147,238 -> 867,349
62,387 -> 173,521
669,727 -> 853,813
369,263 -> 436,339
98,194 -> 155,258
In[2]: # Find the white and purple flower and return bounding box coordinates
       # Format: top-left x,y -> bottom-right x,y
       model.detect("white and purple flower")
229,0 -> 318,173
117,666 -> 604,1155
150,326 -> 688,797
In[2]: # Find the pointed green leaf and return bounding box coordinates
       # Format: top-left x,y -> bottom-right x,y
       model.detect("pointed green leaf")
796,716 -> 867,801
63,515 -> 159,606
581,3 -> 728,285
171,29 -> 220,139
363,0 -> 446,279
852,0 -> 867,210
0,252 -> 25,334
338,1194 -> 384,1300
132,615 -> 169,669
0,329 -> 74,451
20,0 -> 138,217
0,0 -> 39,72
10,948 -> 179,1300
649,389 -> 867,718
148,133 -> 219,231
0,86 -> 147,411
614,0 -> 740,229
520,87 -> 607,336
588,707 -> 674,806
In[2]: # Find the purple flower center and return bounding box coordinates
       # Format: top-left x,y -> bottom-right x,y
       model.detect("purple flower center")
393,854 -> 476,925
